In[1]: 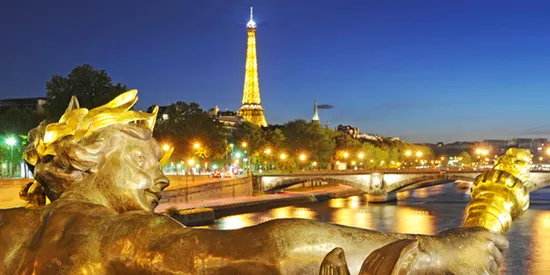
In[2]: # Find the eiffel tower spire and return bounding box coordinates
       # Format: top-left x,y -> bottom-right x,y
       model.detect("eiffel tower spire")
239,6 -> 267,127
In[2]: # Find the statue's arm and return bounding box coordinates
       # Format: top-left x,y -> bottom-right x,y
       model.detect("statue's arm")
101,213 -> 281,274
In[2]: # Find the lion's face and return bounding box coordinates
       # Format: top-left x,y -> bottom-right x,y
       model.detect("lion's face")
493,148 -> 532,183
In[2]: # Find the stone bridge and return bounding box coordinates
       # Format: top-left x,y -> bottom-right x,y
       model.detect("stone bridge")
253,170 -> 550,195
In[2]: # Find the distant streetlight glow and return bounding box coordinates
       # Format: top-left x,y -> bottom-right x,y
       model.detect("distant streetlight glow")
405,150 -> 412,156
162,144 -> 170,151
241,142 -> 247,148
299,154 -> 306,161
264,148 -> 272,155
188,159 -> 195,165
358,152 -> 364,159
194,142 -> 201,149
5,137 -> 16,146
343,151 -> 349,158
416,151 -> 422,157
280,153 -> 287,160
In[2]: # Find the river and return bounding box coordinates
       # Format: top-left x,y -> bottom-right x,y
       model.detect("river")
208,182 -> 550,274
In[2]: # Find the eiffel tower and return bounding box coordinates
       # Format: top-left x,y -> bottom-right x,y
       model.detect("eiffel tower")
239,7 -> 267,127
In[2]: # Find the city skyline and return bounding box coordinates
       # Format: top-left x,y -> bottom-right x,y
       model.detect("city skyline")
2,1 -> 550,143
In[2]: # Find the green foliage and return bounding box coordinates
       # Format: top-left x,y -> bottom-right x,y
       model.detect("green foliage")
231,121 -> 266,158
154,102 -> 228,161
458,151 -> 472,166
0,107 -> 39,137
0,107 -> 36,176
282,120 -> 336,163
43,64 -> 128,121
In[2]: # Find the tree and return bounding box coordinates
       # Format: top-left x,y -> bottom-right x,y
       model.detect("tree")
232,122 -> 266,158
154,102 -> 228,164
44,64 -> 128,121
0,107 -> 39,137
0,107 -> 38,176
282,120 -> 336,164
334,132 -> 362,158
458,151 -> 472,166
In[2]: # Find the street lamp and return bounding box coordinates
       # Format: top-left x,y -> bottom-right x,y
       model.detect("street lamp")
416,151 -> 423,158
193,142 -> 201,150
280,153 -> 287,160
358,152 -> 364,159
405,150 -> 412,157
264,148 -> 272,171
299,154 -> 307,161
241,142 -> 247,148
343,151 -> 349,158
5,137 -> 16,177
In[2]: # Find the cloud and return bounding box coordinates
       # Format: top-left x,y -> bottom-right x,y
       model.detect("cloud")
317,104 -> 333,109
513,125 -> 550,136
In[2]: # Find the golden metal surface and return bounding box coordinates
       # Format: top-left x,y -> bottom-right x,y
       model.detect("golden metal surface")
463,148 -> 532,234
0,92 -> 529,274
239,10 -> 267,127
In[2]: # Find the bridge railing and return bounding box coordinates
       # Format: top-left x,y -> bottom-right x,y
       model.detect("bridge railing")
252,168 -> 488,177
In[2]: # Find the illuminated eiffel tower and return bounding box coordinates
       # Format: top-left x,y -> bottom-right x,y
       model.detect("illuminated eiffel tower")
239,7 -> 267,127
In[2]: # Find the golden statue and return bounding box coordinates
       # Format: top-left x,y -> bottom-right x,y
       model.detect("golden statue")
0,91 -> 532,274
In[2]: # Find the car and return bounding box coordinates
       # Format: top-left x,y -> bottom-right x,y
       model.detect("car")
211,170 -> 221,178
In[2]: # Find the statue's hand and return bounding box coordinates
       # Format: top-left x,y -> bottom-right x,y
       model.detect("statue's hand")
428,227 -> 509,275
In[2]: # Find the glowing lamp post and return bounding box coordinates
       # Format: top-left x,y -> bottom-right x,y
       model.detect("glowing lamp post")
264,148 -> 272,170
5,137 -> 16,177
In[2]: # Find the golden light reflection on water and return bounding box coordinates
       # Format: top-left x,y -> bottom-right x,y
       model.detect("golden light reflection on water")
294,207 -> 317,220
331,208 -> 373,229
395,207 -> 435,235
397,191 -> 410,200
271,206 -> 293,219
531,211 -> 550,274
347,196 -> 361,209
412,188 -> 429,199
218,213 -> 256,230
329,198 -> 345,208
216,206 -> 317,230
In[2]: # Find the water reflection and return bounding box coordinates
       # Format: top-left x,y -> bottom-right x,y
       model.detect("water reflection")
209,184 -> 550,274
215,206 -> 317,230
395,207 -> 435,235
329,198 -> 345,208
332,208 -> 373,229
531,211 -> 550,274
218,213 -> 256,230
294,207 -> 317,220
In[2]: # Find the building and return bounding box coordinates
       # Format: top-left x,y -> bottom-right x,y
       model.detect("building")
533,138 -> 548,149
146,105 -> 169,122
311,100 -> 320,124
0,97 -> 47,114
337,125 -> 359,138
508,138 -> 533,148
483,139 -> 508,148
208,106 -> 243,133
238,7 -> 268,127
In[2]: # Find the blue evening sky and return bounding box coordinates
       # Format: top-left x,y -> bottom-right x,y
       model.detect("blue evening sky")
2,0 -> 550,143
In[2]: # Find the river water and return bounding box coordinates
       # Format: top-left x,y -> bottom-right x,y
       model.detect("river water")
209,183 -> 550,274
